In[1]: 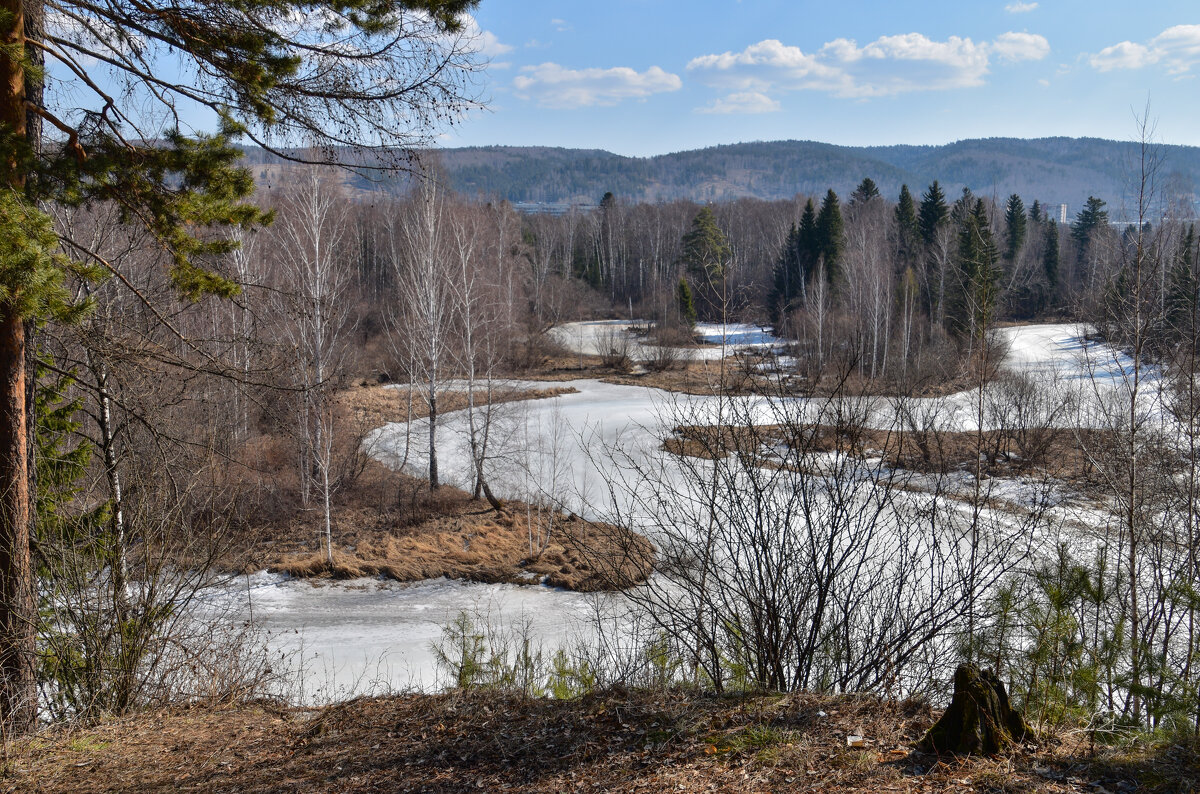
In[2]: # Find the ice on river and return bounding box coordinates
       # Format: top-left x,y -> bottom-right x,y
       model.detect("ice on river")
253,323 -> 1158,700
215,571 -> 609,703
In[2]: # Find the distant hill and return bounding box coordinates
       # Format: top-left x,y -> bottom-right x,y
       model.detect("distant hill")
428,138 -> 1200,219
239,137 -> 1200,220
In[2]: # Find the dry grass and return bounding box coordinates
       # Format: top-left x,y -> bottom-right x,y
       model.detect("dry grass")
265,475 -> 654,592
9,690 -> 1195,793
338,383 -> 578,428
222,381 -> 654,593
664,422 -> 1108,482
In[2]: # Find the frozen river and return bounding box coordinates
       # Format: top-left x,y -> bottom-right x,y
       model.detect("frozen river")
239,323 -> 1151,701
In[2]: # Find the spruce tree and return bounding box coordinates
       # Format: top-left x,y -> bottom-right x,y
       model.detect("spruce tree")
1030,200 -> 1043,225
919,181 -> 949,247
797,198 -> 820,283
895,184 -> 920,271
948,199 -> 1001,340
677,277 -> 697,328
1167,224 -> 1198,338
1003,194 -> 1027,264
680,206 -> 731,287
1043,219 -> 1060,295
769,223 -> 801,325
951,187 -> 977,227
1071,197 -> 1109,257
815,189 -> 844,285
850,177 -> 881,206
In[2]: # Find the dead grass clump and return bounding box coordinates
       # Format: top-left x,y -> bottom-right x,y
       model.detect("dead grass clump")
663,421 -> 1110,484
338,383 -> 578,428
262,472 -> 653,592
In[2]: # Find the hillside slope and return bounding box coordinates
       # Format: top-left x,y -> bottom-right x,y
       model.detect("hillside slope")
431,137 -> 1200,214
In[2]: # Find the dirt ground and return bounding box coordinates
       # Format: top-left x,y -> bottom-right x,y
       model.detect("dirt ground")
10,689 -> 1194,793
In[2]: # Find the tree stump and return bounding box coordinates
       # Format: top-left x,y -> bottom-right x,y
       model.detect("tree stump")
917,665 -> 1032,755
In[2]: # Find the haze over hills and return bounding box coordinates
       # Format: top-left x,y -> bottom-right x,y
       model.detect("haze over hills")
423,137 -> 1200,218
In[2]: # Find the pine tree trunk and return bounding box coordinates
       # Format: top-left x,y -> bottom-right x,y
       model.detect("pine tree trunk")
0,0 -> 34,734
0,312 -> 33,734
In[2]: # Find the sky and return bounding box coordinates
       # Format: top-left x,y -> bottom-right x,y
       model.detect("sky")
445,0 -> 1200,156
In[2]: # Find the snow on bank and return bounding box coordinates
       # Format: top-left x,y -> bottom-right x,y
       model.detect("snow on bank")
548,320 -> 784,362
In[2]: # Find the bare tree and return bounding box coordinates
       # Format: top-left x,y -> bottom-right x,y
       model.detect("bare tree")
392,174 -> 452,490
270,167 -> 356,565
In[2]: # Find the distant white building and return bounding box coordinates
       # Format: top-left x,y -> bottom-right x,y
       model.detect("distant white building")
1058,203 -> 1068,224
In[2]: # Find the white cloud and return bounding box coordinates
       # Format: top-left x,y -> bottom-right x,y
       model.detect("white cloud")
512,63 -> 682,108
687,31 -> 1048,99
463,15 -> 512,58
1090,41 -> 1155,71
697,92 -> 781,115
550,18 -> 572,32
991,32 -> 1051,62
1090,24 -> 1200,73
1005,2 -> 1038,13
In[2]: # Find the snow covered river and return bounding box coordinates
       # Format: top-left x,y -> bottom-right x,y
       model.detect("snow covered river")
234,322 -> 1148,701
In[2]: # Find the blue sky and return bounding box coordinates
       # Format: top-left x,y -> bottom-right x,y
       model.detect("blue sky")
447,0 -> 1200,155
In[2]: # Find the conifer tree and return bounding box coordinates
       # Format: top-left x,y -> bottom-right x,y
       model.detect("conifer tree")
1167,224 -> 1198,337
1071,197 -> 1109,257
850,177 -> 881,206
680,206 -> 731,287
769,223 -> 801,325
797,198 -> 820,283
679,207 -> 731,319
677,277 -> 697,328
918,181 -> 949,246
815,189 -> 844,285
948,199 -> 1001,340
1030,200 -> 1043,225
1003,194 -> 1027,264
1043,219 -> 1060,295
895,184 -> 920,271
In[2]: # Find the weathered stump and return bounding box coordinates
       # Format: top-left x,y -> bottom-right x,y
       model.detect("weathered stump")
917,665 -> 1032,755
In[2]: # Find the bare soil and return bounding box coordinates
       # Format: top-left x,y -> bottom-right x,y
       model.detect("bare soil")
9,689 -> 1194,793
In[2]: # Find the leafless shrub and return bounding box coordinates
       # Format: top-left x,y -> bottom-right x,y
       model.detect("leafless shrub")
597,326 -> 633,371
644,342 -> 683,373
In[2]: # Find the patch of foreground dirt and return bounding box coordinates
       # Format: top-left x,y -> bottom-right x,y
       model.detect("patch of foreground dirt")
10,690 -> 1196,793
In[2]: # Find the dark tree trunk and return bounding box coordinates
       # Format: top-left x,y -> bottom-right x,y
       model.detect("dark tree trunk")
0,0 -> 34,735
0,313 -> 33,734
917,665 -> 1032,756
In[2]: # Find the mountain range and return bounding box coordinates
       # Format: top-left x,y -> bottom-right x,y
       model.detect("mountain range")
424,137 -> 1200,218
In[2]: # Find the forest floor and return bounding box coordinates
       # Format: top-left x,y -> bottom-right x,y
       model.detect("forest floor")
10,689 -> 1196,793
232,384 -> 653,592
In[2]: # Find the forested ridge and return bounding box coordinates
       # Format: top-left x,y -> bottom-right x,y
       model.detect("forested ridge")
313,137 -> 1200,213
